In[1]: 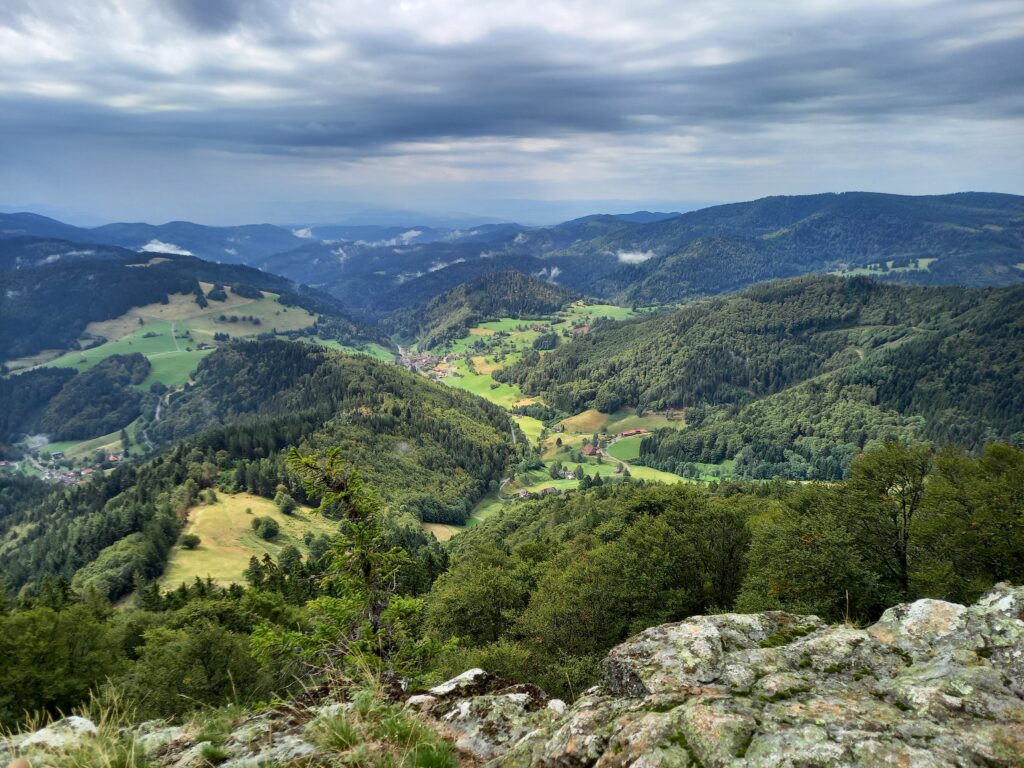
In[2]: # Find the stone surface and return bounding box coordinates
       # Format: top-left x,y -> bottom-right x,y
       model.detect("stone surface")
496,584 -> 1024,767
16,716 -> 98,750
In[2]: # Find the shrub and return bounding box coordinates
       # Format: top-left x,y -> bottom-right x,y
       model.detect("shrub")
251,517 -> 279,541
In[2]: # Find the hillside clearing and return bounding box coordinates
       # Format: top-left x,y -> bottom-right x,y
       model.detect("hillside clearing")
161,492 -> 336,588
39,289 -> 316,388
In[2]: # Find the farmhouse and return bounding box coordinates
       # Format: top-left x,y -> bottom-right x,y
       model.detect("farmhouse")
582,444 -> 600,457
618,428 -> 647,438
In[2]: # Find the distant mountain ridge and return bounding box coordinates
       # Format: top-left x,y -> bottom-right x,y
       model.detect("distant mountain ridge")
3,191 -> 1022,312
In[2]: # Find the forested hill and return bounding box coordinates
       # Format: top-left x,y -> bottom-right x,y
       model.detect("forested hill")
0,237 -> 386,361
0,340 -> 521,601
152,341 -> 520,517
390,270 -> 578,348
497,275 -> 1024,478
546,191 -> 1024,302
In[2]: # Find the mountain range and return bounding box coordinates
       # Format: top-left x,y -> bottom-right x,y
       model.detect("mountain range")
3,192 -> 1022,315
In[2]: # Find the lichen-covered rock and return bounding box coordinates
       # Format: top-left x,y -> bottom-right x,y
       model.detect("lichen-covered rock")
602,611 -> 826,697
15,716 -> 98,750
429,667 -> 494,697
488,584 -> 1024,767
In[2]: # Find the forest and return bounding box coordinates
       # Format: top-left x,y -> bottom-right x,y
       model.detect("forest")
497,276 -> 1024,478
0,239 -> 385,361
387,270 -> 577,348
0,341 -> 520,607
1,439 -> 1020,730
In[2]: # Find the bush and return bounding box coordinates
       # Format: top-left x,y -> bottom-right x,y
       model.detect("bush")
180,534 -> 202,550
251,517 -> 279,540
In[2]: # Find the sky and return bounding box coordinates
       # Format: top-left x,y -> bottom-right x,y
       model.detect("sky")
0,0 -> 1021,225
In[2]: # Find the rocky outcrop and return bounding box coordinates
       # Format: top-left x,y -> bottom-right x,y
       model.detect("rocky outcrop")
421,584 -> 1024,767
5,585 -> 1023,767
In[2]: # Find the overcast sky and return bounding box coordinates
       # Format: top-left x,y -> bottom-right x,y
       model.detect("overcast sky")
0,0 -> 1021,224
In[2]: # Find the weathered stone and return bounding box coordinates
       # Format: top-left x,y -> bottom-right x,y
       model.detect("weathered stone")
405,693 -> 439,711
677,700 -> 756,767
429,667 -> 493,697
3,587 -> 1022,768
17,716 -> 98,750
436,686 -> 554,760
602,611 -> 825,697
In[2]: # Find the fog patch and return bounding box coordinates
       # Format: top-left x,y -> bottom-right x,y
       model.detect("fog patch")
534,266 -> 562,282
617,249 -> 655,264
141,240 -> 192,256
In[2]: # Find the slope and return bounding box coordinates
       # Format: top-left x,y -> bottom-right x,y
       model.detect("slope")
0,340 -> 522,600
496,275 -> 1024,478
394,270 -> 578,348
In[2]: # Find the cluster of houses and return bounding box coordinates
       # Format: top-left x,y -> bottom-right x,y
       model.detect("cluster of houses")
517,486 -> 561,499
397,349 -> 461,381
40,466 -> 96,485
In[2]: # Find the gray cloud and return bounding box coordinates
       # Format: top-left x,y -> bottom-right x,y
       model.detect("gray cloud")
0,0 -> 1020,222
169,0 -> 244,33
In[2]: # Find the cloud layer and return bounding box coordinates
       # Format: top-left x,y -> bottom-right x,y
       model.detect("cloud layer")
0,0 -> 1021,222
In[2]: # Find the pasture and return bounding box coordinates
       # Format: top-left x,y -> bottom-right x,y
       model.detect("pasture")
40,288 -> 317,388
161,492 -> 337,588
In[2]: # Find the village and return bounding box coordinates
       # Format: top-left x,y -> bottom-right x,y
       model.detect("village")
0,449 -> 124,485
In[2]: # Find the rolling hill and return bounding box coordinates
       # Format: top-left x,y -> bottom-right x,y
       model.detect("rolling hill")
392,270 -> 578,348
496,275 -> 1024,479
5,192 -> 1021,315
0,340 -> 522,600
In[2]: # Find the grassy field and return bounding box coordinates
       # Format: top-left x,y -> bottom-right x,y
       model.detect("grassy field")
162,492 -> 337,588
607,435 -> 643,461
421,523 -> 461,542
443,359 -> 528,408
39,288 -> 317,389
559,408 -> 685,435
512,414 -> 545,443
44,429 -> 128,460
414,304 -> 702,542
307,338 -> 396,362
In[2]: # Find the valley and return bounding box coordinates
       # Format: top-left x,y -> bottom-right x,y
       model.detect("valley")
1,195 -> 1022,764
4,6 -> 1023,763
399,299 -> 712,534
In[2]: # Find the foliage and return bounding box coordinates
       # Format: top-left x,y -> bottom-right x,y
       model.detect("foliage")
392,270 -> 577,348
425,443 -> 1024,698
500,276 -> 1024,479
39,354 -> 151,440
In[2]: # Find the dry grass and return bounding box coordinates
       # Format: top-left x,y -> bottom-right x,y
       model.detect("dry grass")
161,492 -> 337,588
467,327 -> 495,336
421,523 -> 460,542
471,355 -> 501,375
3,348 -> 66,372
559,409 -> 609,434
